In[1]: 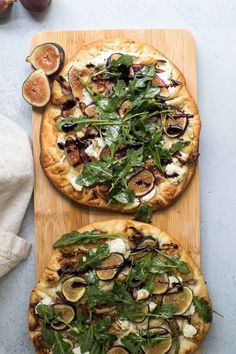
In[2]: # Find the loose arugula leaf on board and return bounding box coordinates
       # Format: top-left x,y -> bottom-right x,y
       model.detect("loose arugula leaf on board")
53,230 -> 119,248
36,304 -> 54,323
76,244 -> 110,273
133,202 -> 153,223
193,298 -> 213,323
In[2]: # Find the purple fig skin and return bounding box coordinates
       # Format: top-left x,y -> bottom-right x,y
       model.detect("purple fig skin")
20,0 -> 52,12
0,0 -> 14,16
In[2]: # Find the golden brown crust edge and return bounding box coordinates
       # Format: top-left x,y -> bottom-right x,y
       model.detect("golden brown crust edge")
40,38 -> 201,213
28,220 -> 211,354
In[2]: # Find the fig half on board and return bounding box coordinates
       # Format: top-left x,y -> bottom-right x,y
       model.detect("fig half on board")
22,69 -> 51,107
26,43 -> 65,76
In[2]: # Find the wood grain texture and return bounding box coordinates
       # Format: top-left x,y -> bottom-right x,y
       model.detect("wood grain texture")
32,29 -> 200,278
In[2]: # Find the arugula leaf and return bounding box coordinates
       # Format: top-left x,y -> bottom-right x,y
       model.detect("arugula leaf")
75,161 -> 113,187
109,186 -> 135,204
36,304 -> 54,323
76,244 -> 110,273
193,298 -> 213,323
109,54 -> 133,70
77,326 -> 102,354
56,116 -> 122,131
53,332 -> 73,354
127,254 -> 152,287
154,250 -> 190,275
171,140 -> 191,155
87,284 -> 119,309
53,230 -> 119,248
94,317 -> 117,344
168,320 -> 180,354
41,326 -> 55,348
121,331 -> 169,354
151,302 -> 177,319
134,202 -> 153,223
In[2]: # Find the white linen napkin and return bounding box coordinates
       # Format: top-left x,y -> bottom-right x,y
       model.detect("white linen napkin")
0,114 -> 33,277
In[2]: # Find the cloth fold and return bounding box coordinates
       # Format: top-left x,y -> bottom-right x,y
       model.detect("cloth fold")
0,114 -> 34,277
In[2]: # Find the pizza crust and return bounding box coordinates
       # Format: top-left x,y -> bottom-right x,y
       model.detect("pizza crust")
40,38 -> 201,212
28,220 -> 211,354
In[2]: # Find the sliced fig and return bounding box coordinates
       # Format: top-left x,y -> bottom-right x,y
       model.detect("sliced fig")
153,273 -> 169,295
64,137 -> 81,167
118,100 -> 131,117
62,339 -> 73,350
53,304 -> 75,325
62,276 -> 86,302
135,304 -> 149,323
142,333 -> 172,354
84,104 -> 98,118
22,69 -> 51,107
52,77 -> 73,105
26,43 -> 65,76
96,183 -> 111,200
128,169 -> 155,197
152,75 -> 169,98
20,0 -> 51,12
96,253 -> 124,281
68,66 -> 84,101
107,346 -> 130,354
51,319 -> 67,330
163,286 -> 193,315
164,115 -> 188,138
131,236 -> 157,254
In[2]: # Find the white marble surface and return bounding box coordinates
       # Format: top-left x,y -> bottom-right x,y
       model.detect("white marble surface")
0,0 -> 235,353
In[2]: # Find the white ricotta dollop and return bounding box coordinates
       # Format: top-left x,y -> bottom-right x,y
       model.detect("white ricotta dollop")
165,162 -> 185,185
70,176 -> 83,192
84,143 -> 99,158
82,89 -> 93,105
136,288 -> 149,301
141,187 -> 156,202
157,60 -> 172,84
183,323 -> 197,338
183,303 -> 196,317
72,347 -> 81,354
107,238 -> 126,255
149,301 -> 157,311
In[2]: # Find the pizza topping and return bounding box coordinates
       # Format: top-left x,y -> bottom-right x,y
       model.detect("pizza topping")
165,162 -> 185,184
182,323 -> 197,338
142,333 -> 173,354
163,286 -> 193,315
84,103 -> 98,118
96,253 -> 125,281
22,69 -> 51,107
107,238 -> 126,255
128,170 -> 155,197
26,43 -> 65,76
68,66 -> 84,100
64,137 -> 81,167
164,115 -> 188,138
107,346 -> 130,354
153,273 -> 169,295
62,99 -> 77,117
53,304 -> 75,325
135,288 -> 150,301
62,276 -> 86,302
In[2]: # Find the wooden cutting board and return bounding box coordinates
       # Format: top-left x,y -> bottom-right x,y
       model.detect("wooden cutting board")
32,29 -> 200,279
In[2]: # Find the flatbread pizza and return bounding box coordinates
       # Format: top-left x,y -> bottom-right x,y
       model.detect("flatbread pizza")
28,220 -> 212,354
40,39 -> 200,213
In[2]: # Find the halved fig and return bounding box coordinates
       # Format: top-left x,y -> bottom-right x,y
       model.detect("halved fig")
163,286 -> 193,315
128,170 -> 155,197
84,104 -> 98,118
96,253 -> 124,281
53,304 -> 75,324
149,318 -> 165,329
164,115 -> 188,138
62,276 -> 86,302
107,346 -> 130,354
131,236 -> 157,254
135,304 -> 149,323
118,100 -> 131,117
26,43 -> 65,76
142,333 -> 172,354
68,66 -> 84,101
153,273 -> 169,295
96,183 -> 111,200
64,137 -> 81,167
22,69 -> 50,107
